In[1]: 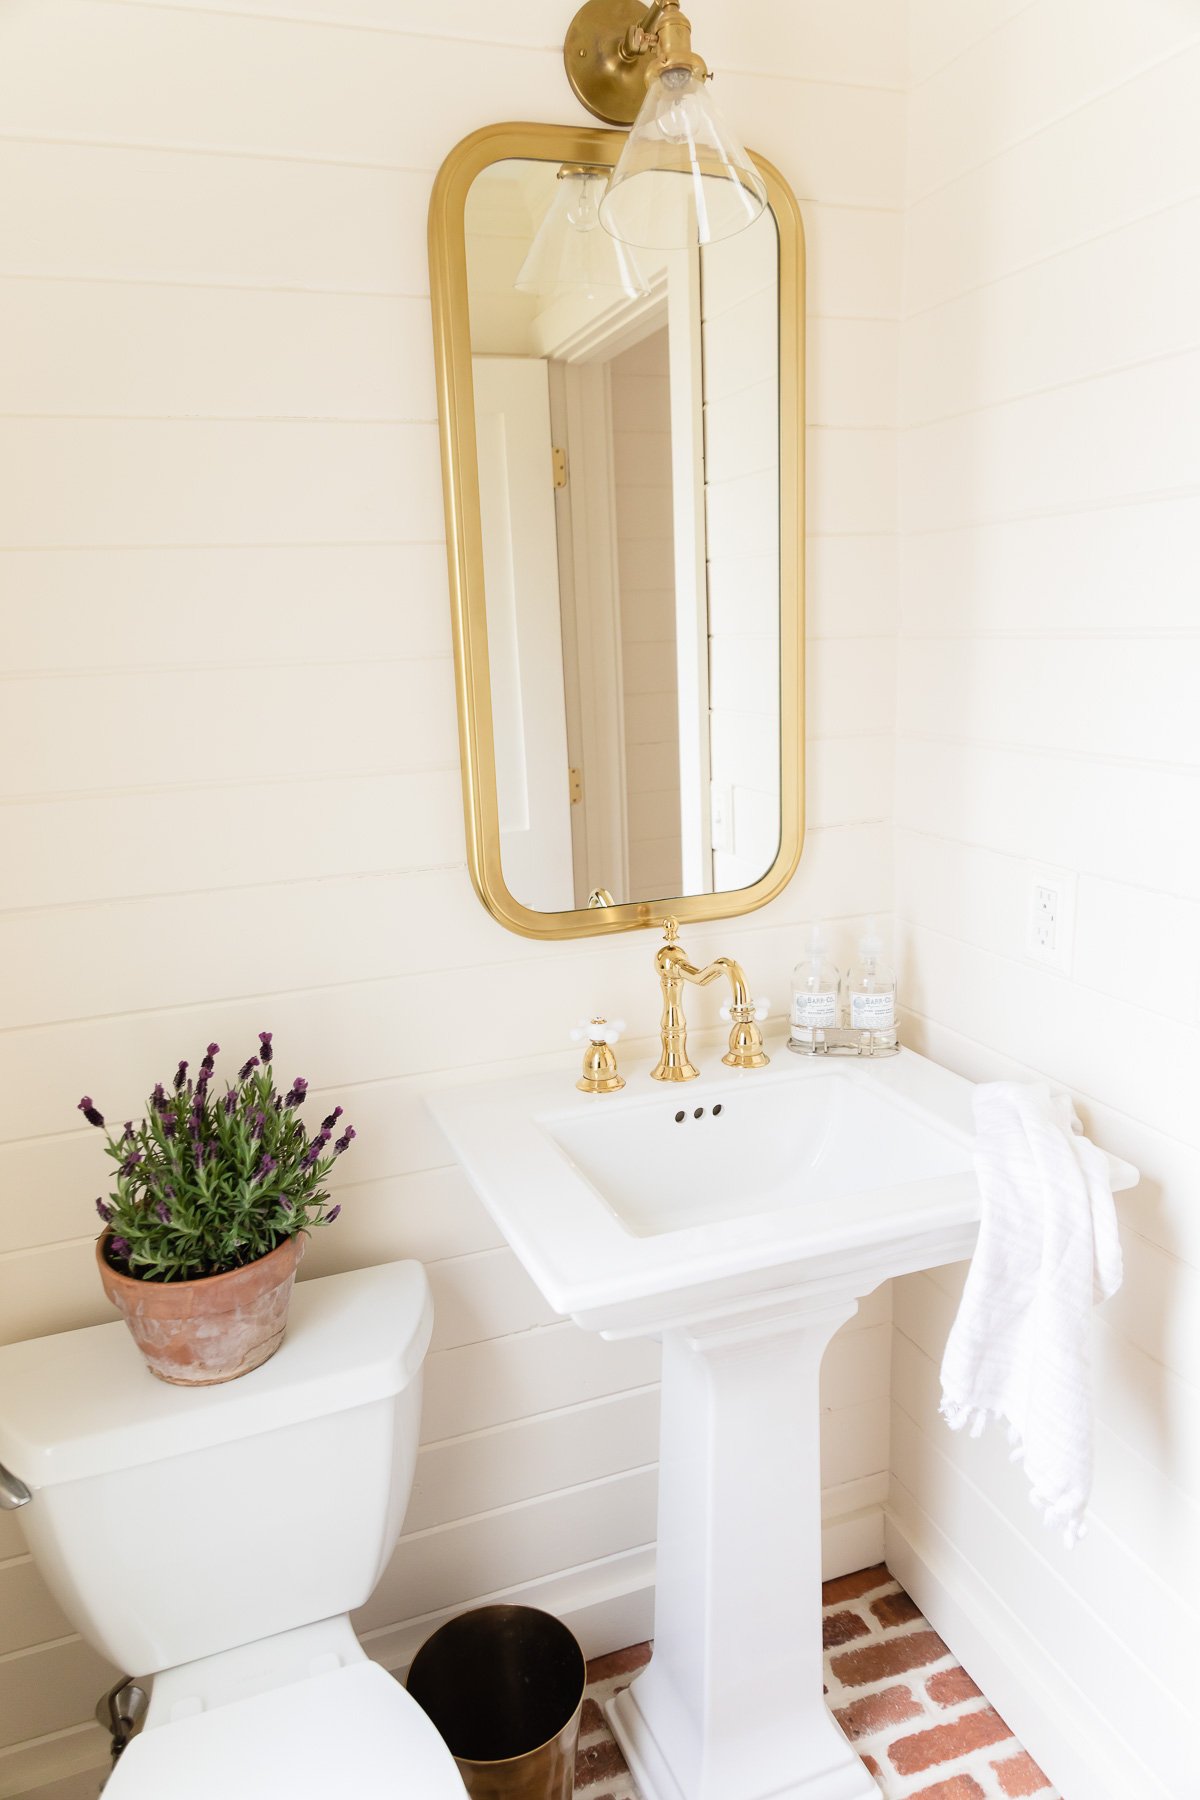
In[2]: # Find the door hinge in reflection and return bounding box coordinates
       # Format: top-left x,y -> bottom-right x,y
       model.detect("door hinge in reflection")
569,767 -> 583,804
552,446 -> 568,489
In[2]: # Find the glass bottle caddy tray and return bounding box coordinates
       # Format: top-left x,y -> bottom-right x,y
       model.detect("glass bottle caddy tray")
787,1026 -> 900,1058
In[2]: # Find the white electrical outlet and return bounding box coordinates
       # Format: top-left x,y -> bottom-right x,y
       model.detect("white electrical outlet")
1025,865 -> 1077,974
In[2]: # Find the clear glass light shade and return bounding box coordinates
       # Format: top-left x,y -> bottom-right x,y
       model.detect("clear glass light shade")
599,68 -> 768,250
515,169 -> 650,301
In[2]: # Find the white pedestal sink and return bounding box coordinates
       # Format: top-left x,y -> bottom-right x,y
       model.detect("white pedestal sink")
428,1043 -> 1136,1800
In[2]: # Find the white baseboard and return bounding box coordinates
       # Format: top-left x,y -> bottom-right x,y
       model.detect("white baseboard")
364,1542 -> 658,1677
822,1501 -> 885,1582
884,1503 -> 1174,1800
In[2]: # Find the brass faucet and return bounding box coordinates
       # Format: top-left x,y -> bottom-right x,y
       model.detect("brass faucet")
651,919 -> 770,1082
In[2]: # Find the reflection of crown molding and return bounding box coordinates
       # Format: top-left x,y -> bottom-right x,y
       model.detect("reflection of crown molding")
532,264 -> 671,364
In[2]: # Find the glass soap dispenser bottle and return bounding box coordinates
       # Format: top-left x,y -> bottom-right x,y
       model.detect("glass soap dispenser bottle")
847,924 -> 897,1053
788,927 -> 841,1055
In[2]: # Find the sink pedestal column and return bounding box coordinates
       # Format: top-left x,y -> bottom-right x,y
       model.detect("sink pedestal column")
606,1293 -> 881,1800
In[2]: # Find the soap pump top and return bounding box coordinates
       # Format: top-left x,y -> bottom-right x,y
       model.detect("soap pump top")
847,924 -> 896,1031
790,926 -> 840,1033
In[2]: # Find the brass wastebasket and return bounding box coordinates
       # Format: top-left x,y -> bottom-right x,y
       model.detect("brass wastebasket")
406,1604 -> 587,1800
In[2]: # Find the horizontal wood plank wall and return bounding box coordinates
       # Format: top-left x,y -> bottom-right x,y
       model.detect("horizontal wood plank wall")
891,4 -> 1200,1797
0,0 -> 904,1789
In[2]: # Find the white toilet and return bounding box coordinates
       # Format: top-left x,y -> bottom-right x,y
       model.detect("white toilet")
0,1260 -> 468,1797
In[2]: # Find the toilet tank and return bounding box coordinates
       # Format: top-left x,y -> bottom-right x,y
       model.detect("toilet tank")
0,1261 -> 433,1676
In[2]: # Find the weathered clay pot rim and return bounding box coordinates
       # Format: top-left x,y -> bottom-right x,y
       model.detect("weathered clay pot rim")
96,1230 -> 302,1319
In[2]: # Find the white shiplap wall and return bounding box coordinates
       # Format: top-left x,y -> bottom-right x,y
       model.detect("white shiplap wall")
888,5 -> 1200,1799
0,2 -> 903,1792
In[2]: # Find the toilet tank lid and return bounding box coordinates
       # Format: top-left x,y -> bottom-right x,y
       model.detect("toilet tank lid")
0,1261 -> 433,1491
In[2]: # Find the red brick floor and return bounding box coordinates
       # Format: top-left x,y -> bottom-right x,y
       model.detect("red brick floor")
575,1565 -> 1058,1799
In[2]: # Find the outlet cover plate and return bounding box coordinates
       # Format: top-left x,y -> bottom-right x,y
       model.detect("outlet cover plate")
1025,863 -> 1077,974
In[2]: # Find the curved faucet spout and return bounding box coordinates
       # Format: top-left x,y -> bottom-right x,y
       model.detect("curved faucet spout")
708,956 -> 749,1008
650,925 -> 769,1081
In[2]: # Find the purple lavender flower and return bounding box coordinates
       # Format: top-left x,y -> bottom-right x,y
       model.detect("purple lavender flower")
301,1129 -> 331,1169
109,1236 -> 132,1261
251,1109 -> 266,1139
333,1126 -> 356,1156
95,1197 -> 112,1222
223,1089 -> 237,1116
258,1031 -> 273,1064
77,1096 -> 105,1128
163,1115 -> 178,1138
284,1077 -> 308,1109
321,1106 -> 343,1132
120,1150 -> 143,1177
155,1200 -> 171,1224
151,1082 -> 167,1112
173,1060 -> 189,1092
121,1121 -> 135,1143
278,1195 -> 293,1213
325,1204 -> 341,1224
238,1056 -> 259,1082
254,1153 -> 277,1184
201,1042 -> 220,1073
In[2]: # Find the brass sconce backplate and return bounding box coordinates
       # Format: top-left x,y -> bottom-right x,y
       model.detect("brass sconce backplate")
564,0 -> 654,124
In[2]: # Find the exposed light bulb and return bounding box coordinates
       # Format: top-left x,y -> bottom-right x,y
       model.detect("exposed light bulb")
654,66 -> 699,144
564,170 -> 601,231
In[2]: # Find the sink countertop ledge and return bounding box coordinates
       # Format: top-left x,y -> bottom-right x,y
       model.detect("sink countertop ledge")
426,1039 -> 1140,1340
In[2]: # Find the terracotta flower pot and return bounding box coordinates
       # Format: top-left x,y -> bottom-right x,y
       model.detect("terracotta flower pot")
96,1231 -> 305,1386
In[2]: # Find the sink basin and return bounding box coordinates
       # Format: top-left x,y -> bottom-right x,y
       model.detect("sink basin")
547,1067 -> 973,1239
429,1041 -> 1138,1800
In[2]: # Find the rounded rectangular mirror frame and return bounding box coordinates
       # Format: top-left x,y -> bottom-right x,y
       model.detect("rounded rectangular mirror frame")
429,122 -> 805,939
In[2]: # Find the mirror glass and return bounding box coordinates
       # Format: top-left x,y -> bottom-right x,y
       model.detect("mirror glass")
464,157 -> 781,914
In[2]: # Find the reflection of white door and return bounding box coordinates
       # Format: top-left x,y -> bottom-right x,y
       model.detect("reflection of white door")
473,356 -> 575,913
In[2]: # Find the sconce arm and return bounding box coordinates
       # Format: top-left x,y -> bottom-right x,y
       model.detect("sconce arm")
619,0 -> 665,59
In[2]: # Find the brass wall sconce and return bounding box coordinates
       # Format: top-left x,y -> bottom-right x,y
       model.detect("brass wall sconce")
563,0 -> 767,247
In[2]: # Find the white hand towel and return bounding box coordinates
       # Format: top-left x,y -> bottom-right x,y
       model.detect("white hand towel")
939,1081 -> 1123,1546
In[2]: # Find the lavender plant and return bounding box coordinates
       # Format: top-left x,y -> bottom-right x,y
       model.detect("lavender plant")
80,1033 -> 354,1282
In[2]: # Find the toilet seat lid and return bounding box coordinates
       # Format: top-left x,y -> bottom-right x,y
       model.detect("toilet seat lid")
105,1661 -> 467,1799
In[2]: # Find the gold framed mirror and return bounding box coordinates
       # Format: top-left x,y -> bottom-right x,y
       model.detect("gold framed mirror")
429,123 -> 804,939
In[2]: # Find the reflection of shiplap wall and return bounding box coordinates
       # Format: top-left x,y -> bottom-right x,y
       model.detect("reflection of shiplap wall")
889,7 -> 1200,1799
0,1 -> 902,1792
611,328 -> 683,900
703,216 -> 782,889
464,163 -> 555,356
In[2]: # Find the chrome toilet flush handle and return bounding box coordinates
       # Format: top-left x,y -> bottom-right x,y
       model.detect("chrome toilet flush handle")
0,1462 -> 31,1509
